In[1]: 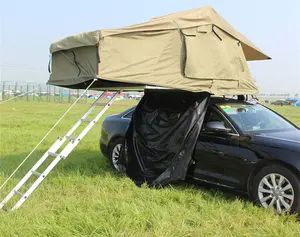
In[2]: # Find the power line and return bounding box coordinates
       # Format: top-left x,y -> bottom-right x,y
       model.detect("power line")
0,64 -> 45,71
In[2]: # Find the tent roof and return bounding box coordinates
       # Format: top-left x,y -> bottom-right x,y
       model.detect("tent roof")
50,6 -> 270,61
48,6 -> 271,95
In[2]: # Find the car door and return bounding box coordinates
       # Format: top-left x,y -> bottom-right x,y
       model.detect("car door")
192,106 -> 245,188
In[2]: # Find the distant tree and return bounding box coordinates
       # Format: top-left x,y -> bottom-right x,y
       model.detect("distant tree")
295,93 -> 299,97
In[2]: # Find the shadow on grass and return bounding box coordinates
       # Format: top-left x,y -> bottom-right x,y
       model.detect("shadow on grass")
0,150 -> 118,178
0,149 -> 248,206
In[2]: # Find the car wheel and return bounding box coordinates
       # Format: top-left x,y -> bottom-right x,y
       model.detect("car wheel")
109,138 -> 123,171
252,164 -> 300,214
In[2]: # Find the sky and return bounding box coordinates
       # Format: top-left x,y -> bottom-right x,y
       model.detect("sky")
0,0 -> 299,94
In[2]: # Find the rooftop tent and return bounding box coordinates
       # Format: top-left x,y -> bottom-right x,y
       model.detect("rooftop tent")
48,6 -> 270,95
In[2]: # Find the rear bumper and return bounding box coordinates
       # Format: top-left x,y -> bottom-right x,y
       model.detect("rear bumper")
100,138 -> 109,158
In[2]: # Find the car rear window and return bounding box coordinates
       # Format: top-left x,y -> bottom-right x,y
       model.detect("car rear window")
123,111 -> 133,119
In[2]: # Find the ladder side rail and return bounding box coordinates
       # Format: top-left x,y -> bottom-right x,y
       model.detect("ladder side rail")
0,79 -> 98,193
10,153 -> 64,211
10,91 -> 120,211
64,91 -> 106,137
0,138 -> 63,209
60,92 -> 120,159
0,88 -> 105,209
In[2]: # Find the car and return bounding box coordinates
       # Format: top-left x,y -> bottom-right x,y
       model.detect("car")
100,97 -> 300,214
271,100 -> 290,106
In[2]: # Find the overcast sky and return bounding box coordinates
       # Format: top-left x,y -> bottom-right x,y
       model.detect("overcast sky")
0,0 -> 299,94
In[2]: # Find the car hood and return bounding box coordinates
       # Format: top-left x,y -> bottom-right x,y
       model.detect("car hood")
256,130 -> 300,144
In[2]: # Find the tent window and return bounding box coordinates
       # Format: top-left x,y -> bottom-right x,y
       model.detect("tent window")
50,46 -> 98,82
183,25 -> 249,81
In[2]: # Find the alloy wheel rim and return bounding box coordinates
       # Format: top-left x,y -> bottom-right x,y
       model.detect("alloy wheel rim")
258,173 -> 294,213
112,144 -> 122,171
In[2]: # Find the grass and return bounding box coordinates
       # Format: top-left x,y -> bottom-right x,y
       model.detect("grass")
267,105 -> 300,125
0,101 -> 300,237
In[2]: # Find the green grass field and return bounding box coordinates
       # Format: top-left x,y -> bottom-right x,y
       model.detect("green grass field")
0,101 -> 300,237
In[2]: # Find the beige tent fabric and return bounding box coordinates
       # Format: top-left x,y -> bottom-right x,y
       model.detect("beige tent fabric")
149,6 -> 269,61
48,6 -> 270,95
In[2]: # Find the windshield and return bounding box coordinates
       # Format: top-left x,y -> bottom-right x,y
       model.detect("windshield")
217,103 -> 297,133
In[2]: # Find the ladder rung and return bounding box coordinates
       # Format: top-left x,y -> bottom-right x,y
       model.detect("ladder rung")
14,190 -> 24,197
31,170 -> 42,177
0,91 -> 121,212
48,151 -> 58,157
81,118 -> 92,123
65,135 -> 77,141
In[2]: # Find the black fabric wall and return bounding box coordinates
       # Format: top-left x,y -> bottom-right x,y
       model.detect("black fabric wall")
119,90 -> 211,187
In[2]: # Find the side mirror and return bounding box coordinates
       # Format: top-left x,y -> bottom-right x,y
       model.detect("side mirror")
204,121 -> 232,133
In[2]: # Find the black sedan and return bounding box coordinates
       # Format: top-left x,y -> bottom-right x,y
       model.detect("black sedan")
100,97 -> 300,214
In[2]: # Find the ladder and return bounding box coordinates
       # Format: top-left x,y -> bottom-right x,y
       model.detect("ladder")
0,91 -> 120,212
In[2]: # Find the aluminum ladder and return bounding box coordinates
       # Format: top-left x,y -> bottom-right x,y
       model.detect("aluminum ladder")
0,91 -> 120,212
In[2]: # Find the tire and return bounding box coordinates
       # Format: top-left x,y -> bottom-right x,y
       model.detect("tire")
252,164 -> 300,214
109,137 -> 123,171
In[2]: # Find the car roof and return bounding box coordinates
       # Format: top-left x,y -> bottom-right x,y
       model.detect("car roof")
118,106 -> 136,116
120,97 -> 252,114
210,97 -> 252,105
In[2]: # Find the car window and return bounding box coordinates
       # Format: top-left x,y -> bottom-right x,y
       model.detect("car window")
203,107 -> 233,130
217,103 -> 296,133
123,110 -> 133,119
